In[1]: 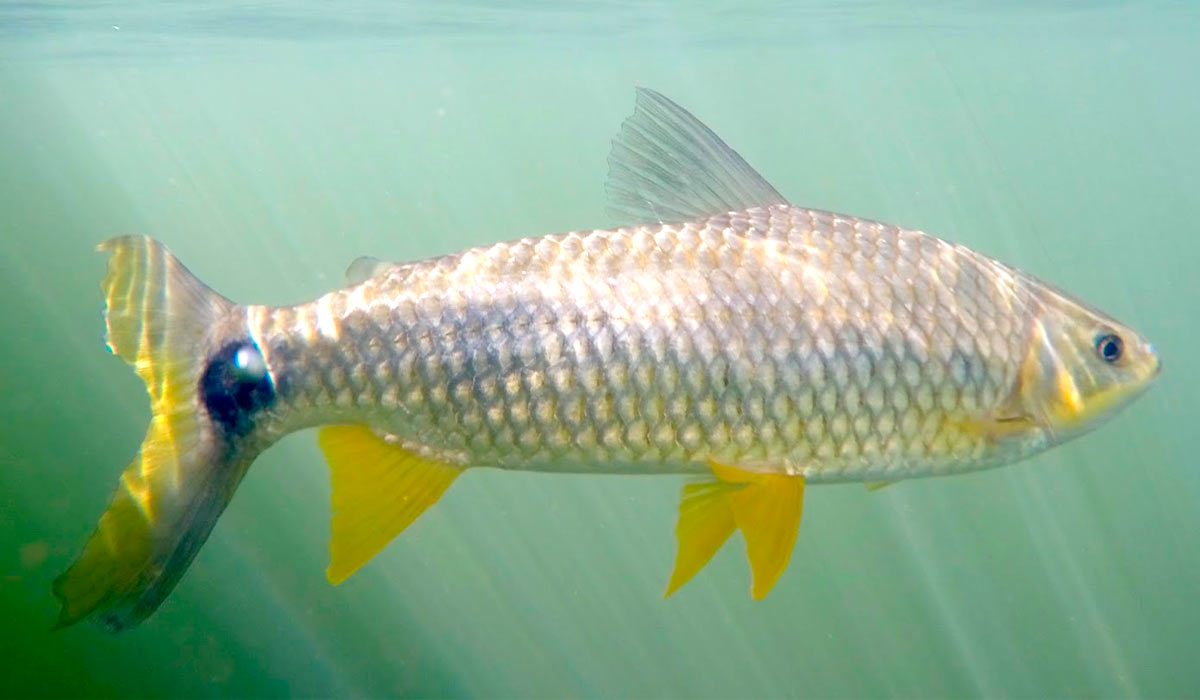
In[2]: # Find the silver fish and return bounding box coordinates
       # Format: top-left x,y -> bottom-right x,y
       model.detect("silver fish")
55,89 -> 1159,629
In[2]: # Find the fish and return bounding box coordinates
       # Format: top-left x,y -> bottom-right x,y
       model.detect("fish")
53,88 -> 1160,631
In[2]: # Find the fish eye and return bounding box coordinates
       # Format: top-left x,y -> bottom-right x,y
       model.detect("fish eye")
1094,333 -> 1123,364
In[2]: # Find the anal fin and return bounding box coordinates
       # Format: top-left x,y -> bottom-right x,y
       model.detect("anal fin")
317,425 -> 462,584
667,461 -> 805,600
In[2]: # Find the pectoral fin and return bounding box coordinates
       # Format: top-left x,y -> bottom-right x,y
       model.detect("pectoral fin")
666,461 -> 805,600
318,425 -> 462,584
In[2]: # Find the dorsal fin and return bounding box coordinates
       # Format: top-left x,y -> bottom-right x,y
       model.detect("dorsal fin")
345,256 -> 389,285
605,88 -> 789,226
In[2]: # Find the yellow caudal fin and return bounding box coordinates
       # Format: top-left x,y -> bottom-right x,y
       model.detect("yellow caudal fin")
55,236 -> 244,631
317,425 -> 462,584
666,461 -> 805,600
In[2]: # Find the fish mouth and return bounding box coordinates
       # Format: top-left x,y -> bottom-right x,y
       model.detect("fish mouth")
1053,374 -> 1158,445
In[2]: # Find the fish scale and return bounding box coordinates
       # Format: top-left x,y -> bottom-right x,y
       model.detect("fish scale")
54,88 -> 1158,628
251,205 -> 1027,482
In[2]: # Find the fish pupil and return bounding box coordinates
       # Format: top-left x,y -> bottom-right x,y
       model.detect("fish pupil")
1095,333 -> 1123,363
200,341 -> 275,438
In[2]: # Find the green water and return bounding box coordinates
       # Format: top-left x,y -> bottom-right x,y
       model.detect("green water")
2,2 -> 1198,697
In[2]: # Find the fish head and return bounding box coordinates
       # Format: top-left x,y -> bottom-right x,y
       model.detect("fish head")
1011,278 -> 1160,444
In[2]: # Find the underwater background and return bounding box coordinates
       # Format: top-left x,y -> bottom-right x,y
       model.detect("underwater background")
2,2 -> 1198,697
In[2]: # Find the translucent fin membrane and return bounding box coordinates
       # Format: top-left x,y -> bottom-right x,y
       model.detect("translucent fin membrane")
606,87 -> 788,226
54,237 -> 237,631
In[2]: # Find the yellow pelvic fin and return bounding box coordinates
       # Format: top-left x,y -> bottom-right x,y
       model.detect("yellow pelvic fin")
667,461 -> 805,600
665,481 -> 737,597
865,481 -> 895,491
318,425 -> 462,585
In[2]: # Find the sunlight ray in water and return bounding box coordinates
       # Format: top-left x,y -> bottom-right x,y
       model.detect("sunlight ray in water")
0,2 -> 1195,696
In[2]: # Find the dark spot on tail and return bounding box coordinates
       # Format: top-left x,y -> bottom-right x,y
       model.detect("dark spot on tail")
200,341 -> 275,438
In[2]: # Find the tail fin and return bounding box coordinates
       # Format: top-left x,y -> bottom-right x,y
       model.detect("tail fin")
54,236 -> 242,631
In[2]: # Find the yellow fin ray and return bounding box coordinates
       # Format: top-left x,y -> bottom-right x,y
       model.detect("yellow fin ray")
318,425 -> 462,585
667,460 -> 805,600
727,471 -> 804,600
665,481 -> 737,597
